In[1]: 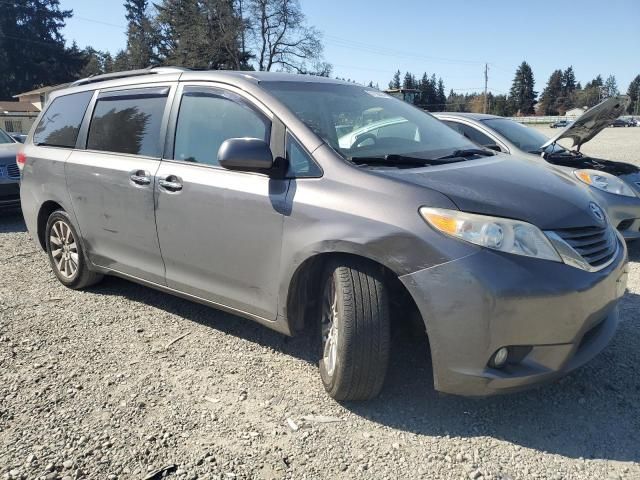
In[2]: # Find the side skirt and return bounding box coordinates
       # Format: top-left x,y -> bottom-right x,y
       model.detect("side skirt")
95,267 -> 294,336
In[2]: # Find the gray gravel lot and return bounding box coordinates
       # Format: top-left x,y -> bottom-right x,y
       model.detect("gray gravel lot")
1,129 -> 640,480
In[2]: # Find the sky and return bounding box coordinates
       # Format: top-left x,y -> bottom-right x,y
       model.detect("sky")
60,0 -> 640,95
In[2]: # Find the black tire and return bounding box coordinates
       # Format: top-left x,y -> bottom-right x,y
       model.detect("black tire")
45,210 -> 103,289
318,258 -> 390,401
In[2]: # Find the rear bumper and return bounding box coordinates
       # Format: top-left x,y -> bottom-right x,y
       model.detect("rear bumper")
400,243 -> 627,396
0,181 -> 20,208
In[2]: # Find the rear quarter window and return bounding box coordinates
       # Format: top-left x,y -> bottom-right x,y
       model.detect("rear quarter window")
33,91 -> 93,148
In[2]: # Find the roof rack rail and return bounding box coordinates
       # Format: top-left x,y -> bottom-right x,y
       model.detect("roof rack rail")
71,66 -> 190,87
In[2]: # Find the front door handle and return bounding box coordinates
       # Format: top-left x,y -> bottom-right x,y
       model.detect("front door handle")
130,170 -> 151,186
158,175 -> 183,192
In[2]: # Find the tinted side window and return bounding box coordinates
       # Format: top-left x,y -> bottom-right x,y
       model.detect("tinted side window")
286,133 -> 322,178
174,88 -> 270,166
34,91 -> 93,148
87,87 -> 168,157
444,121 -> 494,146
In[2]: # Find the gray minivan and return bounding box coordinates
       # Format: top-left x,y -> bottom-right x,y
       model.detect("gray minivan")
19,68 -> 628,400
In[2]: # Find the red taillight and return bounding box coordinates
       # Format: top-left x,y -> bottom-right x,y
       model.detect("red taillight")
16,152 -> 26,170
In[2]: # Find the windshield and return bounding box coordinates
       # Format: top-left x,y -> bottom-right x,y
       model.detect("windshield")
262,82 -> 478,162
481,118 -> 565,154
0,129 -> 14,144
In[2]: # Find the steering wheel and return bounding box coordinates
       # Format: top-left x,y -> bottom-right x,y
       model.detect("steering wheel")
353,133 -> 377,148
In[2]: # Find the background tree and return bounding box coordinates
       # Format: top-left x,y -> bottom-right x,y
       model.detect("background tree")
418,73 -> 436,109
508,61 -> 537,115
0,0 -> 85,99
627,75 -> 640,115
435,78 -> 446,111
80,47 -> 114,77
124,0 -> 156,69
603,74 -> 619,98
539,69 -> 563,115
575,75 -> 604,108
248,0 -> 327,73
558,66 -> 577,111
389,70 -> 401,89
155,0 -> 247,69
402,72 -> 416,89
491,94 -> 510,116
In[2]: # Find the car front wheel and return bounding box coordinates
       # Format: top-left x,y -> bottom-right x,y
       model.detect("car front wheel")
318,258 -> 390,401
45,210 -> 103,289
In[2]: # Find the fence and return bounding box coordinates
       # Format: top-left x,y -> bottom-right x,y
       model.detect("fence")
0,113 -> 39,133
509,114 -> 638,125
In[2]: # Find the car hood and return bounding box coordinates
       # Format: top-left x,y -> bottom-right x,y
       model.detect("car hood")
541,95 -> 630,150
0,142 -> 19,165
376,155 -> 606,230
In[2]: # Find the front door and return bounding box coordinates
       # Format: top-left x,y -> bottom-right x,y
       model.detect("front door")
66,85 -> 173,284
154,84 -> 289,320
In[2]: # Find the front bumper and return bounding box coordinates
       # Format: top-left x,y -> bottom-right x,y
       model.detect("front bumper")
0,181 -> 20,208
400,242 -> 627,396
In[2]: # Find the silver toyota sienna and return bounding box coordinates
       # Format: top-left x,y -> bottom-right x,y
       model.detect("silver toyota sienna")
19,68 -> 629,400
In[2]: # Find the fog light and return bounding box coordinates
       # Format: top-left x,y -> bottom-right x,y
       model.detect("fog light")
490,347 -> 509,368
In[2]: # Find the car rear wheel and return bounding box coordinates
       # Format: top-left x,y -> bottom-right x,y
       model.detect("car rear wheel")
45,210 -> 103,289
318,258 -> 390,401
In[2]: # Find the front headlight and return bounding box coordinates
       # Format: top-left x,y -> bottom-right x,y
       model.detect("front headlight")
574,169 -> 637,197
420,207 -> 562,262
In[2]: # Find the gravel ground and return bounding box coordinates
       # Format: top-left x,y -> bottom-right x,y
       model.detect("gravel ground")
1,130 -> 640,480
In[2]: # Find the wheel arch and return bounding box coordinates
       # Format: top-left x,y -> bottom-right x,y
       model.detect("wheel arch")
284,250 -> 426,340
36,200 -> 65,251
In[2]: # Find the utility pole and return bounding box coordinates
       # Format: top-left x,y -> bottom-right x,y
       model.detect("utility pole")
483,63 -> 489,114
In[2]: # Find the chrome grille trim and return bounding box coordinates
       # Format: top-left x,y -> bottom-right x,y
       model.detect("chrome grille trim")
545,226 -> 620,273
6,162 -> 19,179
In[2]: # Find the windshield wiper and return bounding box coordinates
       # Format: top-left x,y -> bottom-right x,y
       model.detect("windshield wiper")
349,154 -> 469,167
434,148 -> 495,160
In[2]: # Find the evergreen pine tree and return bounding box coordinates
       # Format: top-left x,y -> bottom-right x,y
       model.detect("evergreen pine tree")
626,75 -> 640,115
389,70 -> 401,89
0,0 -> 84,99
124,0 -> 155,69
508,61 -> 537,115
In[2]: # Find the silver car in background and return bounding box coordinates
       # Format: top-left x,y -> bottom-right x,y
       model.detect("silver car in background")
0,128 -> 21,209
435,97 -> 640,240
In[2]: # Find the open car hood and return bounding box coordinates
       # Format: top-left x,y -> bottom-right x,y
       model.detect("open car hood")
541,95 -> 630,151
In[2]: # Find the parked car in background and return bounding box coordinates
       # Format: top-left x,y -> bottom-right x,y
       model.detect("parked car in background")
551,119 -> 571,128
611,118 -> 633,127
20,69 -> 627,400
0,128 -> 21,209
436,96 -> 640,240
9,132 -> 27,143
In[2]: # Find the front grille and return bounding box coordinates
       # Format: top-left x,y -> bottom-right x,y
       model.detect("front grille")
553,226 -> 617,268
6,162 -> 19,179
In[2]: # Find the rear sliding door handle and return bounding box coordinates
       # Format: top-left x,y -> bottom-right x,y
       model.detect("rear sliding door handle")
158,175 -> 183,192
130,170 -> 151,186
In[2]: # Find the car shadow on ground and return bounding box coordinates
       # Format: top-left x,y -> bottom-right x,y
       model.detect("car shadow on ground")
89,270 -> 640,464
0,208 -> 26,233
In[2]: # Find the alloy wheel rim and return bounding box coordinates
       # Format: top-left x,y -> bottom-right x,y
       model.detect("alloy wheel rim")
321,277 -> 339,377
50,220 -> 79,279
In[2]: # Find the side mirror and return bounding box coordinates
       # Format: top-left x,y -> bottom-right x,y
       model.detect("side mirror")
218,138 -> 274,171
485,144 -> 503,153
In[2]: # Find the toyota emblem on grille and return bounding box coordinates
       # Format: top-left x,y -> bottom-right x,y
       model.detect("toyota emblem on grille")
589,202 -> 605,223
